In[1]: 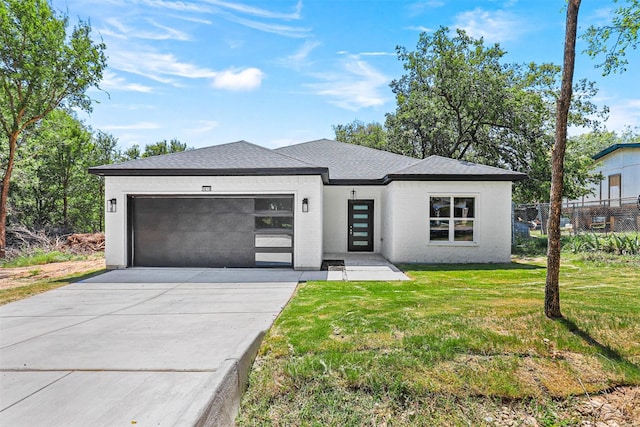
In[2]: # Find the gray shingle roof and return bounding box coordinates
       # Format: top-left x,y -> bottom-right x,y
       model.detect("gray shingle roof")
89,140 -> 328,177
275,139 -> 419,182
387,155 -> 527,181
90,139 -> 526,182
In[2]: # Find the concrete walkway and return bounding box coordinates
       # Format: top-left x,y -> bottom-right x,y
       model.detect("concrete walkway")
322,253 -> 411,281
0,258 -> 408,426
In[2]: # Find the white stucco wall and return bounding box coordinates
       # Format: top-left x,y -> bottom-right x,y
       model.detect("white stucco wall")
384,181 -> 513,263
104,175 -> 324,270
322,186 -> 385,254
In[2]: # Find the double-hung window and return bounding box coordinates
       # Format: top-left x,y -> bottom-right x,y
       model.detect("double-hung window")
429,196 -> 475,242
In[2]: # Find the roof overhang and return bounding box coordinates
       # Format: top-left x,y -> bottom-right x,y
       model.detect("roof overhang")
89,167 -> 330,183
592,143 -> 640,160
383,173 -> 527,183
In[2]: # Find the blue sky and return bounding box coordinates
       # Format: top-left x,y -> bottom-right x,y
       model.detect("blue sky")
50,0 -> 639,150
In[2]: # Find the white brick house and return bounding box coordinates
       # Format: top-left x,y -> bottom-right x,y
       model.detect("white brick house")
90,139 -> 525,269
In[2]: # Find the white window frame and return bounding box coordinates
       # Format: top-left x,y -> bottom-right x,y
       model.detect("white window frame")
428,195 -> 478,245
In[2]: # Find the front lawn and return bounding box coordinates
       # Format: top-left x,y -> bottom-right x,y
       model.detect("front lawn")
237,255 -> 640,425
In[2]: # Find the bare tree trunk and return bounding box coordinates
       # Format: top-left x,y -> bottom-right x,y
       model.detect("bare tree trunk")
546,0 -> 581,319
0,132 -> 18,258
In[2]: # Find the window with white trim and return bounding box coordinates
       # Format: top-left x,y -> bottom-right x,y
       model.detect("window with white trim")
429,196 -> 475,242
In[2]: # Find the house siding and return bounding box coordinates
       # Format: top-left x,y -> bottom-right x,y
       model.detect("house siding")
385,181 -> 512,263
104,175 -> 324,270
323,186 -> 385,254
571,147 -> 640,203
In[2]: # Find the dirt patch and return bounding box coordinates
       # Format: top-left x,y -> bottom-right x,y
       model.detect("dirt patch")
0,256 -> 105,290
480,386 -> 640,427
577,386 -> 640,426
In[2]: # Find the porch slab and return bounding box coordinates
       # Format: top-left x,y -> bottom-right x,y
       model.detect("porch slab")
322,253 -> 410,281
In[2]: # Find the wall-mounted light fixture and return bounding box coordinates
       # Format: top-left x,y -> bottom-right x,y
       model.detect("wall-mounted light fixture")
302,198 -> 309,213
350,189 -> 357,200
202,185 -> 212,192
107,198 -> 117,213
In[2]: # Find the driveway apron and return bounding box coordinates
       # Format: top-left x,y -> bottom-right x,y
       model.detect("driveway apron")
0,268 -> 299,426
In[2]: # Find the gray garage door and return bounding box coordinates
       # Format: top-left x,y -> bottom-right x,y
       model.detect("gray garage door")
129,196 -> 293,268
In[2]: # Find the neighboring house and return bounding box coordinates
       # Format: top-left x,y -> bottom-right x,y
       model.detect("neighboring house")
583,143 -> 640,205
90,139 -> 526,270
562,143 -> 640,233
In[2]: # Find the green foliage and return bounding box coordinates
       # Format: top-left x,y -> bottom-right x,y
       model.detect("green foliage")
1,249 -> 81,268
8,110 -> 114,232
122,138 -> 190,160
512,235 -> 549,256
0,0 -> 107,253
512,130 -> 627,203
565,233 -> 640,255
332,120 -> 388,150
583,0 -> 640,75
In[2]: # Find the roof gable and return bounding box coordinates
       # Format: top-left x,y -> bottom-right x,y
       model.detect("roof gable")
275,139 -> 418,183
90,140 -> 327,177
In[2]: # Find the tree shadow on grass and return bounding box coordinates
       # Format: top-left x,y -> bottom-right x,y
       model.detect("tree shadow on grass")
399,262 -> 545,272
559,316 -> 639,371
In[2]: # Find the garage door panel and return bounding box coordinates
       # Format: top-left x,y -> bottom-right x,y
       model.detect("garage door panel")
136,249 -> 254,268
130,196 -> 291,268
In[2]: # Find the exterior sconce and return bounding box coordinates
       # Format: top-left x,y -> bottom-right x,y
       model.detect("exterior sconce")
302,198 -> 309,213
350,189 -> 357,200
107,198 -> 117,213
202,185 -> 212,192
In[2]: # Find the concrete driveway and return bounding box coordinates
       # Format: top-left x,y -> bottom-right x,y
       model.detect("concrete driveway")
0,268 -> 301,426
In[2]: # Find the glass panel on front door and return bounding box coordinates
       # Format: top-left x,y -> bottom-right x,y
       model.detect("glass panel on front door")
348,200 -> 374,251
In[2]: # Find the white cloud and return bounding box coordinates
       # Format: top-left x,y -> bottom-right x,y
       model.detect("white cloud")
212,68 -> 265,91
100,71 -> 154,93
190,120 -> 220,133
224,14 -> 310,38
307,55 -> 390,111
141,0 -> 211,13
279,40 -> 321,70
453,8 -> 524,42
406,25 -> 433,33
202,0 -> 302,20
108,48 -> 264,91
100,121 -> 161,130
99,17 -> 190,41
109,50 -> 217,84
359,51 -> 396,57
407,1 -> 445,16
604,99 -> 640,132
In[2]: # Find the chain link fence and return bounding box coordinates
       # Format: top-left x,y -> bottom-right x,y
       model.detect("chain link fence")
514,196 -> 640,238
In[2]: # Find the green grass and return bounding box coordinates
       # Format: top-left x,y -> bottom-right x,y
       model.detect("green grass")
0,269 -> 105,306
237,255 -> 640,426
1,249 -> 84,268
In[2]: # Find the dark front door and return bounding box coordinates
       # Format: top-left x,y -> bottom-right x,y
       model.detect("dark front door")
348,200 -> 374,251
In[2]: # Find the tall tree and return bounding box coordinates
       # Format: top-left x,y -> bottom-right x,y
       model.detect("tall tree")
332,120 -> 388,150
583,0 -> 640,75
0,0 -> 107,256
384,27 -> 601,173
89,131 -> 119,231
546,1 -> 639,319
142,139 -> 189,157
546,0 -> 581,319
